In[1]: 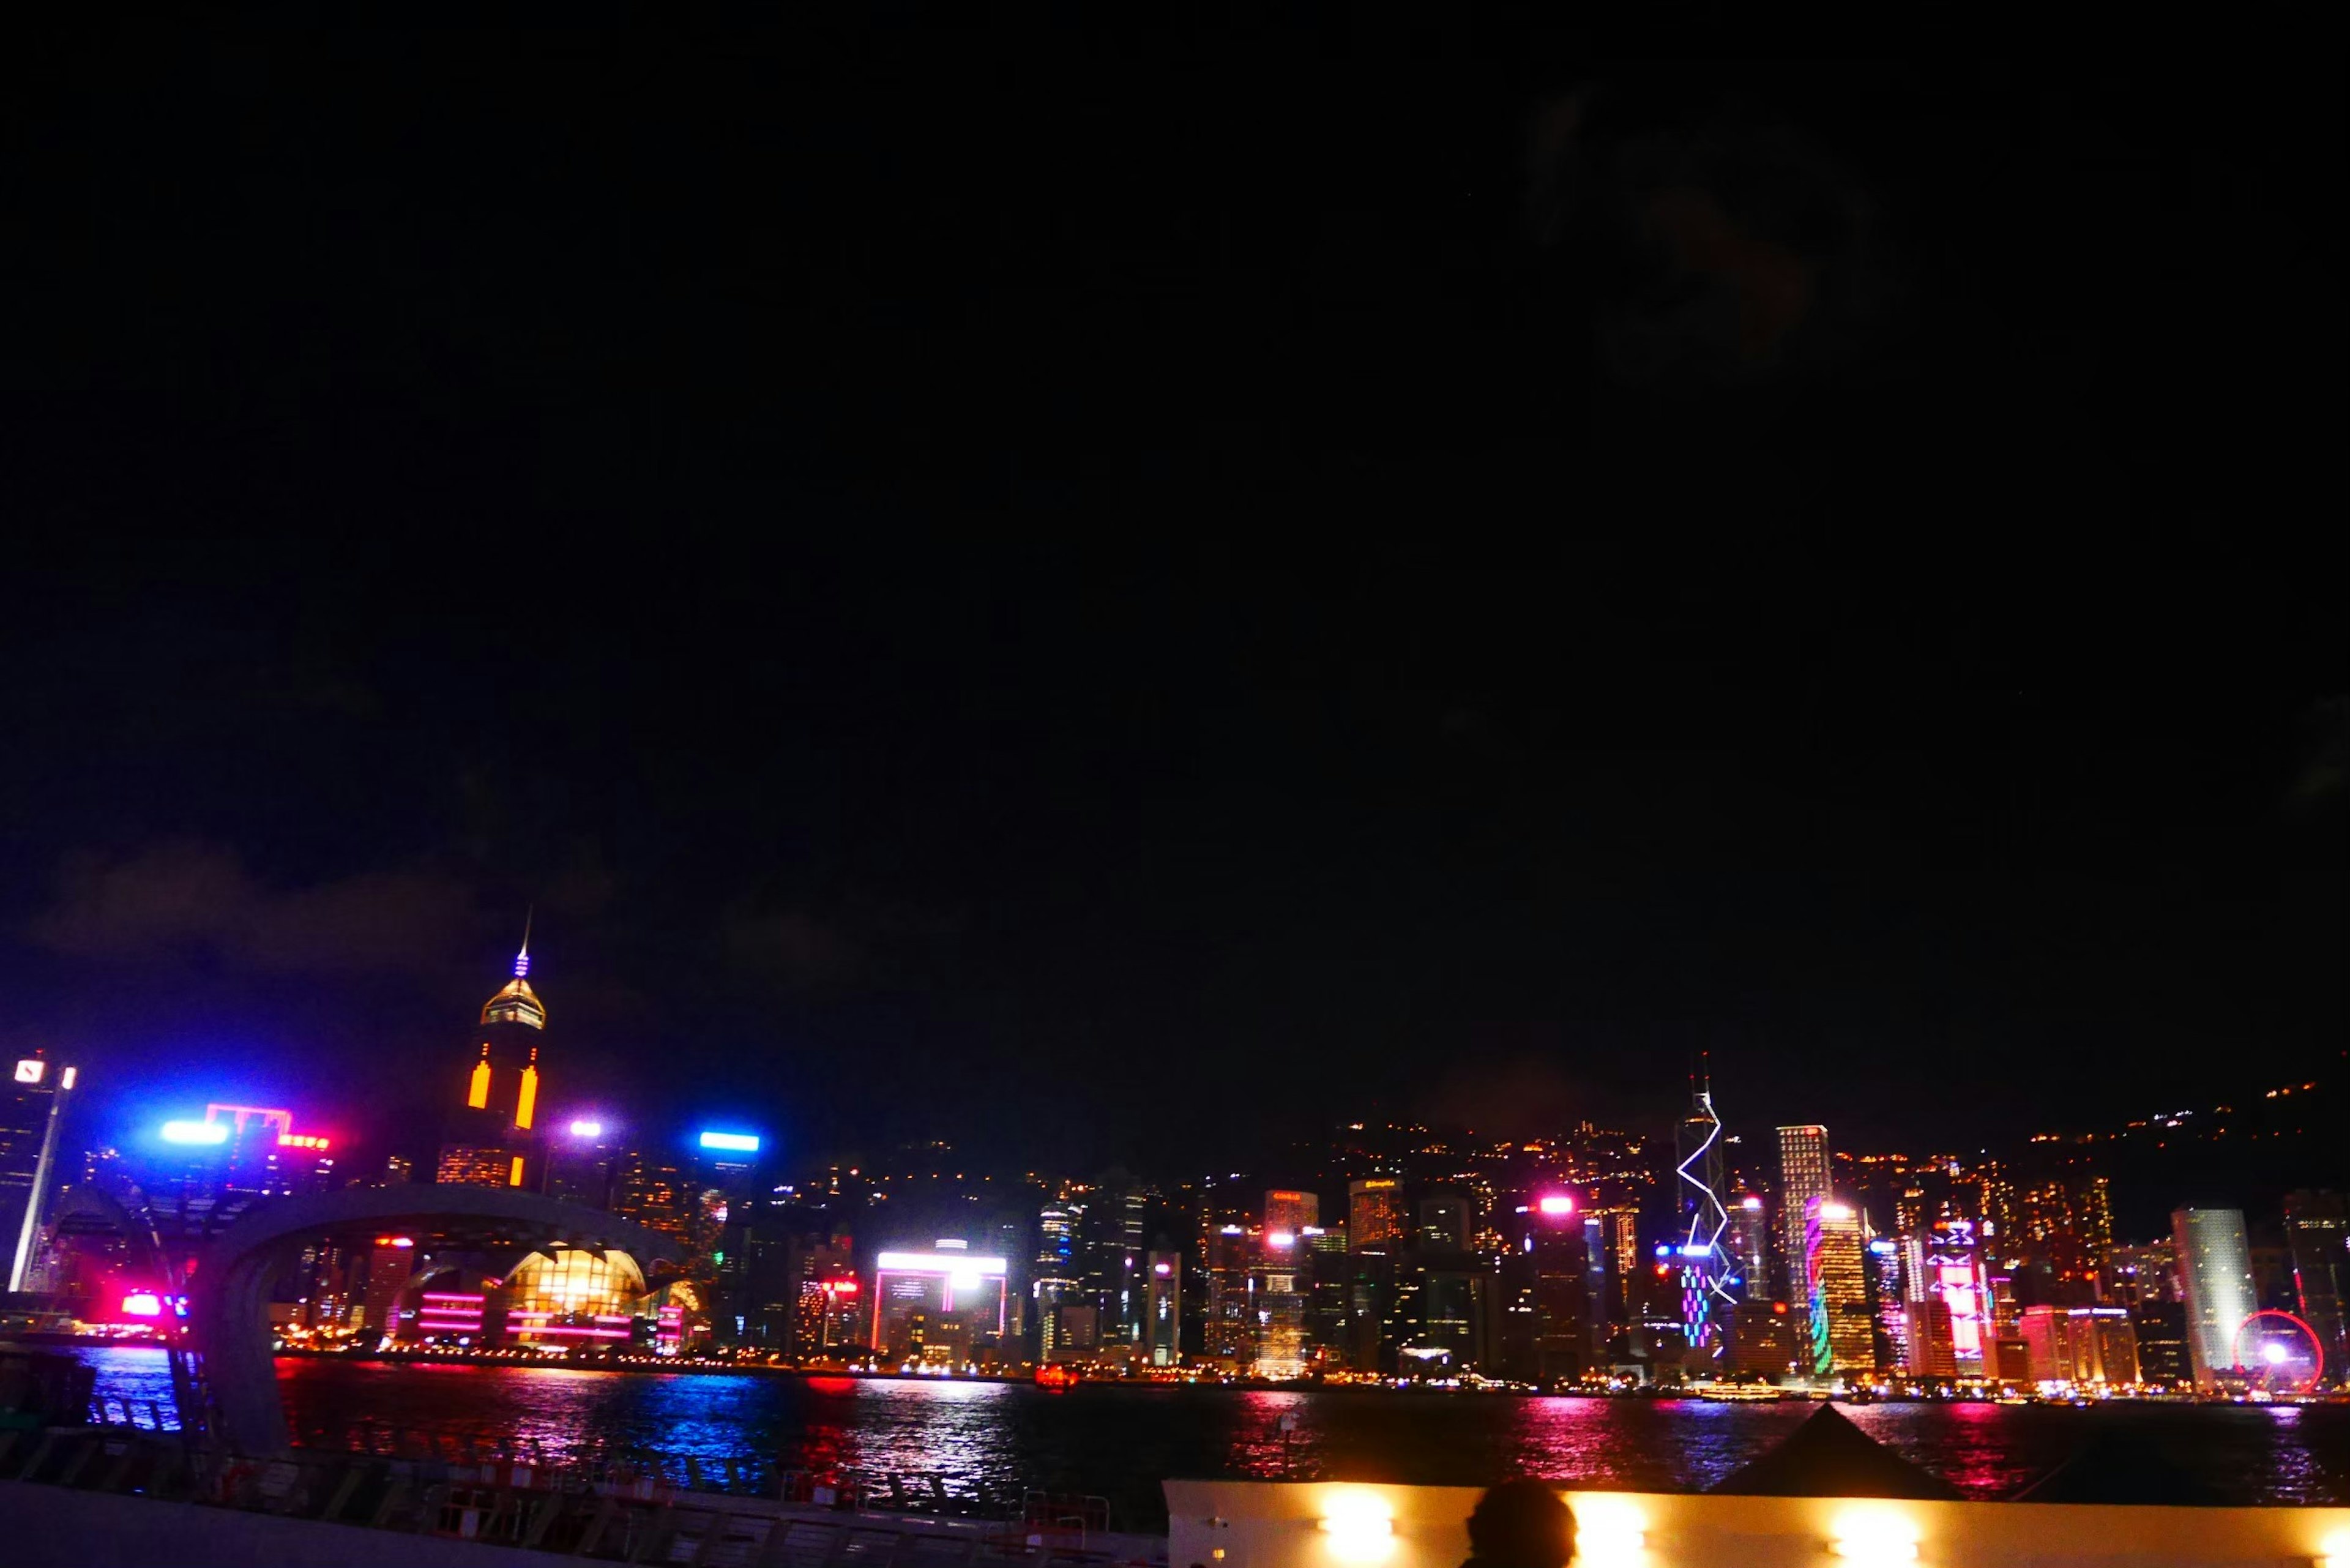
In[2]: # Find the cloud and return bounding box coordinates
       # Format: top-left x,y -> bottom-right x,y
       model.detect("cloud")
25,840 -> 479,976
720,907 -> 861,989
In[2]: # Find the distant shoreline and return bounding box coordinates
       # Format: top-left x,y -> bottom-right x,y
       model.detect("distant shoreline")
24,1340 -> 2311,1408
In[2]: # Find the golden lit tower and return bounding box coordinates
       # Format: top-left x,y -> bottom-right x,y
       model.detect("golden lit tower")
466,916 -> 546,1131
439,918 -> 546,1189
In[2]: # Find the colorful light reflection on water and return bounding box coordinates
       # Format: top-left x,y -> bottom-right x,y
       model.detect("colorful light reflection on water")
55,1350 -> 2350,1529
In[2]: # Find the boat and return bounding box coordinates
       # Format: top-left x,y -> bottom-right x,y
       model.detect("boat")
1032,1364 -> 1080,1392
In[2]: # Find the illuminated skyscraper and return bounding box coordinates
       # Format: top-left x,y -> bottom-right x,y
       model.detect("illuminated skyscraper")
1201,1222 -> 1255,1365
2171,1206 -> 2257,1390
2020,1305 -> 2140,1386
1264,1190 -> 1319,1238
1775,1124 -> 1831,1297
1144,1250 -> 1182,1366
1906,1217 -> 1988,1378
1673,1078 -> 1736,1358
1034,1198 -> 1082,1358
1728,1195 -> 1769,1301
441,925 -> 546,1189
1868,1238 -> 1906,1372
472,920 -> 546,1130
1802,1199 -> 1873,1377
1254,1225 -> 1307,1378
1348,1178 -> 1406,1251
6,1055 -> 75,1293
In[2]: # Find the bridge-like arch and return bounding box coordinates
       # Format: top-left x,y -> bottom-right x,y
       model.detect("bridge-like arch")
188,1185 -> 681,1454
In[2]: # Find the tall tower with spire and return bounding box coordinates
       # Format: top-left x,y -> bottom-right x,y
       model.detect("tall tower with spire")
1673,1055 -> 1737,1361
439,917 -> 548,1189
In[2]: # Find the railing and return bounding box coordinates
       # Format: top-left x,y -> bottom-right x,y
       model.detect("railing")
86,1395 -> 179,1432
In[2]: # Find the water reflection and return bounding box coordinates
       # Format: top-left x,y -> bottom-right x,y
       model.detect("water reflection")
57,1352 -> 2350,1527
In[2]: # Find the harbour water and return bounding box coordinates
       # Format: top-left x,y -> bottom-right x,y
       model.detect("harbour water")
67,1348 -> 2350,1528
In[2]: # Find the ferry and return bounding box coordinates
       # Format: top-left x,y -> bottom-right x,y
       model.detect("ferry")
1032,1363 -> 1081,1392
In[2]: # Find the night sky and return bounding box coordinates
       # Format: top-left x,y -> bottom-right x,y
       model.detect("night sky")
5,31 -> 2341,1178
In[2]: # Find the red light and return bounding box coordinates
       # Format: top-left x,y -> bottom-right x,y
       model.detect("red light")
1774,1301 -> 1789,1315
121,1293 -> 163,1317
1655,1263 -> 1671,1277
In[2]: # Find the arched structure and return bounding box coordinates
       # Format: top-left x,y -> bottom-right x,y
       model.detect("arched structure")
32,1182 -> 175,1297
190,1185 -> 679,1455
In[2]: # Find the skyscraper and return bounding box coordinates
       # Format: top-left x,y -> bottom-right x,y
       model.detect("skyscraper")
1803,1199 -> 1873,1377
1775,1125 -> 1832,1299
1264,1189 -> 1318,1238
5,1055 -> 74,1293
1034,1198 -> 1082,1359
1728,1195 -> 1770,1301
1348,1178 -> 1406,1252
1201,1222 -> 1255,1366
441,927 -> 546,1189
2283,1190 -> 2348,1386
1417,1193 -> 1471,1253
1673,1078 -> 1736,1358
1144,1250 -> 1182,1367
2171,1206 -> 2257,1391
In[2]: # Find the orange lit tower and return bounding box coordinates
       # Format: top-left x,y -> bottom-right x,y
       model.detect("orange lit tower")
439,920 -> 546,1189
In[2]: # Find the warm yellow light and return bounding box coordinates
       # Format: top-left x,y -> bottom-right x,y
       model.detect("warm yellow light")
509,1155 -> 526,1187
1569,1494 -> 1646,1565
515,1064 -> 539,1130
467,1059 -> 491,1110
1831,1510 -> 1919,1563
2318,1528 -> 2350,1568
1318,1489 -> 1395,1564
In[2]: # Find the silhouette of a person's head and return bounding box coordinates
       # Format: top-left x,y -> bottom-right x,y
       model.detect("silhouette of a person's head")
1465,1480 -> 1576,1568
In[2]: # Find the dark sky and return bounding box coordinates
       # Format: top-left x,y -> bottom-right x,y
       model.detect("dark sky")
3,29 -> 2341,1177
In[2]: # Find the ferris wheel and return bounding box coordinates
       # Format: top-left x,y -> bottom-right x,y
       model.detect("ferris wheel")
2231,1309 -> 2324,1397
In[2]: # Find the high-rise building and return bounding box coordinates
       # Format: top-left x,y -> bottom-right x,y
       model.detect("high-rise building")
1348,1178 -> 1406,1252
1253,1226 -> 1307,1378
2283,1190 -> 2348,1386
2020,1305 -> 2140,1386
5,1055 -> 74,1293
1144,1250 -> 1182,1367
133,1103 -> 334,1255
545,1120 -> 619,1209
1077,1182 -> 1146,1345
1903,1296 -> 1958,1379
2109,1239 -> 2181,1306
1417,1193 -> 1471,1253
2131,1301 -> 2190,1386
1499,1194 -> 1590,1384
1200,1222 -> 1255,1366
1906,1218 -> 1989,1379
1263,1190 -> 1318,1238
1032,1197 -> 1081,1358
1868,1238 -> 1906,1372
1802,1198 -> 1873,1377
1776,1125 -> 1832,1304
441,927 -> 546,1189
1673,1080 -> 1736,1359
1302,1225 -> 1350,1366
2172,1207 -> 2257,1390
1728,1195 -> 1770,1301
